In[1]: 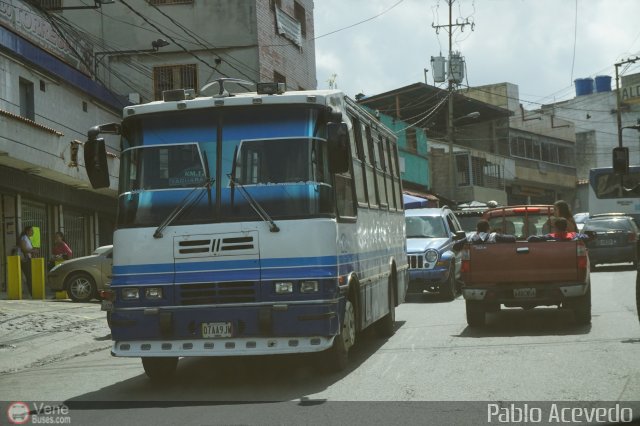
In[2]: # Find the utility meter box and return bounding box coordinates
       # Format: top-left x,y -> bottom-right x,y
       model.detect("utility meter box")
449,53 -> 465,84
431,56 -> 446,83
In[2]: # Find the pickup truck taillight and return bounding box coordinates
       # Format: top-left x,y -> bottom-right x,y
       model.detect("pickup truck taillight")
461,246 -> 470,274
576,242 -> 588,272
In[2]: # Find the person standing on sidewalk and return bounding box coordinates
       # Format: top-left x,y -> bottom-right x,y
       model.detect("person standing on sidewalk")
17,226 -> 38,297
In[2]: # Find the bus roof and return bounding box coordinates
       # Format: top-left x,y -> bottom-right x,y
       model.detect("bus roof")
123,88 -> 346,118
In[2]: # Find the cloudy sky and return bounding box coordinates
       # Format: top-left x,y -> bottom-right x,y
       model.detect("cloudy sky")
313,0 -> 640,108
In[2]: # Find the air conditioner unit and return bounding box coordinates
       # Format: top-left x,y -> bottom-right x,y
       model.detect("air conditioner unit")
128,92 -> 141,104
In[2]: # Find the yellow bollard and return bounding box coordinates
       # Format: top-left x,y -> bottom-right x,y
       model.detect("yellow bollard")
31,258 -> 46,300
53,259 -> 68,299
7,255 -> 22,300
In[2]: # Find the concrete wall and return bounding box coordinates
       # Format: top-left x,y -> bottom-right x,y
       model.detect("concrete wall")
256,0 -> 316,90
463,82 -> 520,113
66,0 -> 316,100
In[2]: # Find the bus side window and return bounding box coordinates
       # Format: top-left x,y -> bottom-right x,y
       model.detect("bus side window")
347,114 -> 368,206
336,129 -> 357,219
391,143 -> 402,209
365,125 -> 379,208
385,138 -> 397,210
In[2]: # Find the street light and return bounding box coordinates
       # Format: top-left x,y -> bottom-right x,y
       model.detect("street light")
94,39 -> 170,76
448,111 -> 480,200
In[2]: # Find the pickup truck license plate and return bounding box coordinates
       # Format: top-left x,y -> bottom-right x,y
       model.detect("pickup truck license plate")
101,300 -> 113,311
202,322 -> 232,338
514,288 -> 536,298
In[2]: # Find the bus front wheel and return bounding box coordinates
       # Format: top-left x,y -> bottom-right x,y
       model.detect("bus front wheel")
324,298 -> 356,373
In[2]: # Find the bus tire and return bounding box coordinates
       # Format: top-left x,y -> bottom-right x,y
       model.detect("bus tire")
376,276 -> 396,338
636,268 -> 640,323
142,357 -> 178,381
324,298 -> 356,373
466,301 -> 486,327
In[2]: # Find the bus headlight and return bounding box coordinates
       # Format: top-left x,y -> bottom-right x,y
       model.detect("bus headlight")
121,287 -> 140,300
300,280 -> 319,293
275,282 -> 294,294
145,287 -> 163,300
425,250 -> 438,263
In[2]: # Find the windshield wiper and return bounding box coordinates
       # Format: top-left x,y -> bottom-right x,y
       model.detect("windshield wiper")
153,177 -> 215,239
227,174 -> 280,232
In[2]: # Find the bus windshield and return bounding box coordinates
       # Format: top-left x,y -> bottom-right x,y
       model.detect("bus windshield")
117,106 -> 334,228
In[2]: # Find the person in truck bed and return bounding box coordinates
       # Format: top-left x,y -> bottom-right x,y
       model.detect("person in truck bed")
530,217 -> 592,242
464,219 -> 516,245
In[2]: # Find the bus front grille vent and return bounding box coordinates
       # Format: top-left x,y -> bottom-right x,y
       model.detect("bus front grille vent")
175,233 -> 258,258
179,281 -> 257,305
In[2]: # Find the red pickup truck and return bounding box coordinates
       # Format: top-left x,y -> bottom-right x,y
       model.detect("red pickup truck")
460,205 -> 591,327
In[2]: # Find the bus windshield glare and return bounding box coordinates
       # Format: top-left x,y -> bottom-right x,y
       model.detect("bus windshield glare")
117,106 -> 334,228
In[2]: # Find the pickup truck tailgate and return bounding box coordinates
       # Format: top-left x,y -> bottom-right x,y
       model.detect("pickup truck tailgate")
464,241 -> 579,284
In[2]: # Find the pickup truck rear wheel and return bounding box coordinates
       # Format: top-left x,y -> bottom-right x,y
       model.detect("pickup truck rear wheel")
466,301 -> 486,327
573,287 -> 592,325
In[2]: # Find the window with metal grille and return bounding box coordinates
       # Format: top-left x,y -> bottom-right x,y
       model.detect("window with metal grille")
63,208 -> 89,258
294,1 -> 307,37
405,128 -> 417,153
153,64 -> 197,100
35,0 -> 62,9
148,0 -> 193,5
21,199 -> 49,264
19,78 -> 35,121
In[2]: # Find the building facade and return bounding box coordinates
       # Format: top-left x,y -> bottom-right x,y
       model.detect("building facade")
0,0 -> 123,290
464,83 -> 578,207
63,0 -> 316,102
541,74 -> 640,212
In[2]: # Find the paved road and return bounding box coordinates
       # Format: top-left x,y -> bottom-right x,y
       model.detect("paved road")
1,266 -> 639,425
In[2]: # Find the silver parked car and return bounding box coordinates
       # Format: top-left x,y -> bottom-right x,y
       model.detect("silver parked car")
47,245 -> 113,302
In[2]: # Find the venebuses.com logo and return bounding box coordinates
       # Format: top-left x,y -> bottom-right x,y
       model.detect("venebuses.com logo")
6,402 -> 30,424
6,401 -> 71,424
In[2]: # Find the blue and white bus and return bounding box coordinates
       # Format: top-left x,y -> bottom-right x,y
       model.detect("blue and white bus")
588,166 -> 640,223
84,80 -> 408,379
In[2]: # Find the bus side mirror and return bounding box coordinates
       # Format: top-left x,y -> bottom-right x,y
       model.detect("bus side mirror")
327,122 -> 350,174
84,136 -> 110,189
613,147 -> 629,175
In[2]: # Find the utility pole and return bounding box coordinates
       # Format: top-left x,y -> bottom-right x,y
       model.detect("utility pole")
614,56 -> 640,148
432,0 -> 474,201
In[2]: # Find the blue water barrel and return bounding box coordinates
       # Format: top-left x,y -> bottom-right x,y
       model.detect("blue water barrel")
594,75 -> 612,92
574,78 -> 594,96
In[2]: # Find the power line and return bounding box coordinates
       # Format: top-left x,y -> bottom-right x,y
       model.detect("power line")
144,0 -> 258,81
118,0 -> 222,76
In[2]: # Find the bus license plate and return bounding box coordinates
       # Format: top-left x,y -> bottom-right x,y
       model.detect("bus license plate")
514,288 -> 536,298
202,322 -> 232,338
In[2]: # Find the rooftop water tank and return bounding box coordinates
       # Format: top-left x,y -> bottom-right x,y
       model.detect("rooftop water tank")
594,75 -> 612,92
574,78 -> 594,96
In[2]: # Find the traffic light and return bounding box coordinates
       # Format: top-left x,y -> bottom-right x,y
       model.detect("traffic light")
613,147 -> 629,175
